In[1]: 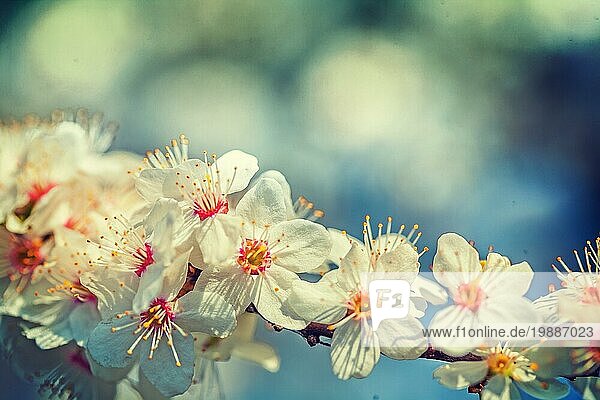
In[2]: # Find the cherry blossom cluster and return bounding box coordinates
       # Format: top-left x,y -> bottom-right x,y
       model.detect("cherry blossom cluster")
0,109 -> 598,400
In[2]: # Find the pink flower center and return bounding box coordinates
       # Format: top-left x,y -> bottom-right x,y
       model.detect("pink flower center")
582,286 -> 600,305
133,243 -> 155,277
347,290 -> 371,320
54,279 -> 97,304
7,235 -> 45,277
455,282 -> 485,312
193,192 -> 229,221
140,298 -> 176,328
237,239 -> 271,275
27,182 -> 56,203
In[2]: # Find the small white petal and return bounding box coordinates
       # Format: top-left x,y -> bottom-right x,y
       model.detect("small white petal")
136,169 -> 170,202
176,290 -> 237,338
337,243 -> 370,292
331,320 -> 380,380
232,341 -> 280,373
195,265 -> 254,314
377,316 -> 427,360
374,242 -> 419,281
269,219 -> 331,273
253,266 -> 306,330
286,277 -> 348,325
211,150 -> 259,195
481,375 -> 519,400
87,319 -> 140,369
139,333 -> 195,397
428,305 -> 478,356
235,177 -> 287,226
197,214 -> 242,266
433,360 -> 488,389
433,233 -> 481,288
411,275 -> 448,305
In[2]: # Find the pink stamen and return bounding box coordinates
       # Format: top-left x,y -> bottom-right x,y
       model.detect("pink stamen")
193,192 -> 229,221
237,238 -> 271,275
27,182 -> 56,203
455,282 -> 486,312
7,235 -> 45,276
133,243 -> 155,277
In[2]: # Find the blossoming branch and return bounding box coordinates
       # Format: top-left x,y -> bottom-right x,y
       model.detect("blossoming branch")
0,109 -> 598,400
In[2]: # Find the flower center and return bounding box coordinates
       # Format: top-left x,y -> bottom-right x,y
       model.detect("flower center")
237,239 -> 271,275
112,297 -> 187,367
487,353 -> 515,376
193,191 -> 229,221
455,282 -> 485,312
582,285 -> 600,305
27,182 -> 56,203
348,290 -> 371,320
48,279 -> 97,304
133,243 -> 155,277
140,298 -> 176,330
7,235 -> 45,277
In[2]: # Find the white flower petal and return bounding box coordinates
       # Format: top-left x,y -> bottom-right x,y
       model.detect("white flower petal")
485,252 -> 511,269
133,248 -> 190,313
173,358 -> 224,400
136,169 -> 170,202
374,242 -> 419,281
411,275 -> 448,305
377,316 -> 427,360
197,214 -> 242,266
232,341 -> 280,373
257,170 -> 295,219
270,219 -> 331,273
433,233 -> 481,288
212,150 -> 259,195
139,332 -> 195,398
428,304 -> 478,356
286,278 -> 348,325
134,262 -> 167,313
253,266 -> 306,330
331,320 -> 380,380
235,177 -> 287,226
337,243 -> 370,292
22,320 -> 71,350
68,301 -> 101,347
159,248 -> 192,301
327,228 -> 354,266
482,261 -> 534,297
176,290 -> 237,338
80,269 -> 138,320
433,360 -> 488,389
477,296 -> 538,324
195,265 -> 254,314
87,319 -> 139,369
481,375 -> 519,400
144,198 -> 191,248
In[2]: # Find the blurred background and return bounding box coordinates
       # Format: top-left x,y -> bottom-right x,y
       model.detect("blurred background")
1,1 -> 599,399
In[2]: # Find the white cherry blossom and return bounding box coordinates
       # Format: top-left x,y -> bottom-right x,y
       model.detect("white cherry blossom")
196,177 -> 331,330
429,233 -> 538,356
433,344 -> 570,400
286,216 -> 428,379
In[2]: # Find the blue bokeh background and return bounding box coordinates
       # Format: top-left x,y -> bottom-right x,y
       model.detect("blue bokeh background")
1,1 -> 598,399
